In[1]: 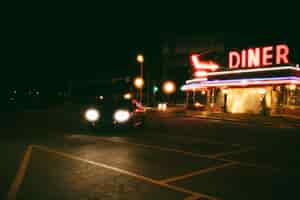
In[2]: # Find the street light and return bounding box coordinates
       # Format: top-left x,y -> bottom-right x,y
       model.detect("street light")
162,81 -> 176,95
136,54 -> 144,104
123,93 -> 132,100
162,81 -> 176,104
134,77 -> 144,89
134,77 -> 144,103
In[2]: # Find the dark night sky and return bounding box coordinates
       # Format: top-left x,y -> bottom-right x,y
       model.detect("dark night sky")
2,3 -> 299,92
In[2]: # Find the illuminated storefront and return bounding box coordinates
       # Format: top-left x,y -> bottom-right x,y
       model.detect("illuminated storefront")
182,44 -> 300,114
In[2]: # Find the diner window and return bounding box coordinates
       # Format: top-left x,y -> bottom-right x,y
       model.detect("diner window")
287,87 -> 300,106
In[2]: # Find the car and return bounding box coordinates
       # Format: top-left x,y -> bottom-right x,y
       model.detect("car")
80,94 -> 145,130
157,102 -> 167,111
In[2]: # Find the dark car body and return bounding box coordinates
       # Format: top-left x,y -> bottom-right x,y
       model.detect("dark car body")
80,95 -> 145,130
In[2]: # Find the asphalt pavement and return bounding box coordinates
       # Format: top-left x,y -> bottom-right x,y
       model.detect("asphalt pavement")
1,107 -> 300,200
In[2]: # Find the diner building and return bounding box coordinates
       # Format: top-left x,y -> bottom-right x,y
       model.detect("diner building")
181,44 -> 300,115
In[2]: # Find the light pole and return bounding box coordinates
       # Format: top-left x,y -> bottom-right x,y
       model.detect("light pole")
136,54 -> 144,104
133,77 -> 144,104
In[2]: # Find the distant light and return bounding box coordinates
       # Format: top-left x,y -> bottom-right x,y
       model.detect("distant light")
158,103 -> 167,111
99,96 -> 104,100
201,90 -> 206,95
153,86 -> 159,93
194,102 -> 202,108
137,54 -> 144,63
124,93 -> 132,99
13,90 -> 17,94
134,77 -> 144,89
163,81 -> 176,95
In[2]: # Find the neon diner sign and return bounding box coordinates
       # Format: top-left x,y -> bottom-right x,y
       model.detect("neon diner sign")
229,44 -> 289,69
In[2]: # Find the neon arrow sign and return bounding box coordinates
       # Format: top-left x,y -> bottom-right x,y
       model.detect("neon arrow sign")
190,54 -> 220,78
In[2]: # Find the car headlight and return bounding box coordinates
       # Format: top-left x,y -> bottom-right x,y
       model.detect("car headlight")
85,108 -> 100,122
114,109 -> 131,123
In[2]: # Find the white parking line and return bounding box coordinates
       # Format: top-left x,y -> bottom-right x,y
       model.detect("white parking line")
140,133 -> 242,147
66,134 -> 280,171
33,145 -> 219,200
160,162 -> 238,184
7,145 -> 33,200
67,134 -> 214,159
208,147 -> 256,158
184,195 -> 203,200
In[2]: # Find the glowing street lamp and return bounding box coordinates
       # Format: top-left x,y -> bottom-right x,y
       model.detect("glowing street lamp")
162,81 -> 176,104
134,77 -> 144,104
137,54 -> 144,64
136,54 -> 144,104
123,93 -> 132,100
134,77 -> 144,89
162,81 -> 176,95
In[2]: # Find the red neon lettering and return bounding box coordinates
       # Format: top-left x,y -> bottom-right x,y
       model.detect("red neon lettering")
229,51 -> 240,69
262,46 -> 273,66
241,50 -> 247,68
276,44 -> 289,64
247,48 -> 260,67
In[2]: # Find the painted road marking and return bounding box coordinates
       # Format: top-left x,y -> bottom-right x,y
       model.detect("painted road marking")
7,145 -> 33,200
140,133 -> 242,147
33,145 -> 219,200
183,115 -> 300,129
184,195 -> 204,200
66,134 -> 280,171
208,147 -> 256,158
160,162 -> 238,183
67,134 -> 213,159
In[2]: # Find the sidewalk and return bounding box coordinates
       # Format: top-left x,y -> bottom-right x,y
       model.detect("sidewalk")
183,110 -> 300,128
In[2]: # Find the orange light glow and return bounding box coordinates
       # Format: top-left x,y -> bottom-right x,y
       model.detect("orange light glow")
162,81 -> 176,95
137,54 -> 144,63
194,102 -> 202,107
124,93 -> 132,99
134,77 -> 144,89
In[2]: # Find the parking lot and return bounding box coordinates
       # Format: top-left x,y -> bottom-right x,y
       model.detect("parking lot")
1,111 -> 300,200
